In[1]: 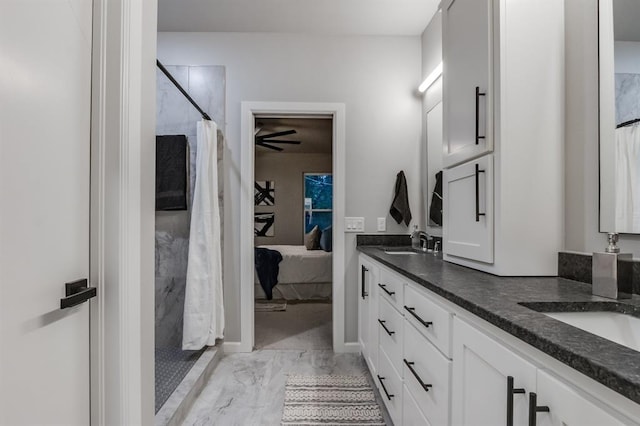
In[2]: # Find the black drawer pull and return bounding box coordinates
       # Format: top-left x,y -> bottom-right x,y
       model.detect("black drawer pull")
377,375 -> 394,400
378,319 -> 395,336
475,163 -> 486,222
361,265 -> 368,299
528,392 -> 549,426
507,376 -> 526,426
403,359 -> 432,392
378,283 -> 395,296
475,86 -> 486,145
60,279 -> 96,309
404,305 -> 433,328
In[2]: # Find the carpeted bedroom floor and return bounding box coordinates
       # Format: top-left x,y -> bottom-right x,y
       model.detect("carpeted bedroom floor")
254,302 -> 332,350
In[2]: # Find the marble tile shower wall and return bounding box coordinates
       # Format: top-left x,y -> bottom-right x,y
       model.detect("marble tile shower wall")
615,73 -> 640,124
155,65 -> 226,348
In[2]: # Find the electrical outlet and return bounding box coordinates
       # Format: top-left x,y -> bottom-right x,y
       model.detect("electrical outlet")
377,217 -> 386,232
344,217 -> 365,232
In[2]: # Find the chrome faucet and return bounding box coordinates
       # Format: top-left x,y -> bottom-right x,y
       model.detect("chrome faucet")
418,231 -> 433,252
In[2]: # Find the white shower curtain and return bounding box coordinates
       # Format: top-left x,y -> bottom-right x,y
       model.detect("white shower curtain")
615,124 -> 640,233
182,119 -> 224,350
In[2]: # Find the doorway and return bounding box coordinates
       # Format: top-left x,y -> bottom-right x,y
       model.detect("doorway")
239,102 -> 347,353
253,117 -> 334,350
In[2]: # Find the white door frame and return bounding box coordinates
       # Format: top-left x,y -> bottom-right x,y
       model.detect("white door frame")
239,102 -> 348,353
90,0 -> 157,424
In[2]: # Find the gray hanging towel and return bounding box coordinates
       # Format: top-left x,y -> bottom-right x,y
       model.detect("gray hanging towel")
389,170 -> 412,226
429,171 -> 443,226
156,135 -> 188,211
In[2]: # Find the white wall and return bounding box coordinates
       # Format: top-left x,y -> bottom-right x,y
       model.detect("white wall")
564,0 -> 640,255
158,32 -> 422,343
255,153 -> 333,246
615,41 -> 640,73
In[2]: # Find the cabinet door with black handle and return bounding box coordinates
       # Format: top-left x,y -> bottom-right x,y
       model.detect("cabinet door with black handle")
443,0 -> 494,168
452,317 -> 536,426
443,155 -> 494,264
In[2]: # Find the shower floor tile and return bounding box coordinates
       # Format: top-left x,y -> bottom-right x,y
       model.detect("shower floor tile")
155,347 -> 204,413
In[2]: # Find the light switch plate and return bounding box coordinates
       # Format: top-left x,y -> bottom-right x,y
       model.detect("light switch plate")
345,217 -> 365,233
377,217 -> 386,232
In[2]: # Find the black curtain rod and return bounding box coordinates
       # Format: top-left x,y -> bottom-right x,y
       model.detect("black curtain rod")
156,60 -> 212,121
617,118 -> 640,129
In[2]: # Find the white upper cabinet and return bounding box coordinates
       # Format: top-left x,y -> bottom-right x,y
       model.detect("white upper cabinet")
442,0 -> 494,168
442,0 -> 565,276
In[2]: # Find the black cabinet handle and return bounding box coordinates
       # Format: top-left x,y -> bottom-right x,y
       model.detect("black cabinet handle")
361,265 -> 368,299
378,283 -> 395,296
60,279 -> 96,309
528,392 -> 549,426
403,359 -> 432,392
378,319 -> 395,336
404,305 -> 433,329
377,375 -> 394,400
507,376 -> 526,426
475,163 -> 486,222
475,86 -> 486,145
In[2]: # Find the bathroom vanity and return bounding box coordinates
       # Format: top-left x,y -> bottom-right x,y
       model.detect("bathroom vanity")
357,246 -> 640,426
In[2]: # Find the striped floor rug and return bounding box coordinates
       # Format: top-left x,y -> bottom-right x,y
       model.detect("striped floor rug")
281,374 -> 386,425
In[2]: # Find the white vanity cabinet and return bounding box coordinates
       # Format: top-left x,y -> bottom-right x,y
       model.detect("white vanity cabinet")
442,0 -> 493,168
357,254 -> 640,426
442,0 -> 565,275
452,316 -> 639,426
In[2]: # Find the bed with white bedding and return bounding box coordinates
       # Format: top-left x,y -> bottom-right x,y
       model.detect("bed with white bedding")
254,245 -> 332,300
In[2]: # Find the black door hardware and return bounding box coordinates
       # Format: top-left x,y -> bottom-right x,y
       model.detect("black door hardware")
475,163 -> 486,222
377,375 -> 394,400
528,392 -> 549,426
361,265 -> 368,299
378,283 -> 395,296
507,376 -> 525,426
404,305 -> 433,328
60,279 -> 96,309
378,319 -> 395,336
403,359 -> 433,392
475,86 -> 486,145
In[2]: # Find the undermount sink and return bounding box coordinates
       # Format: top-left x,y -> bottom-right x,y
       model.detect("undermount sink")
542,311 -> 640,352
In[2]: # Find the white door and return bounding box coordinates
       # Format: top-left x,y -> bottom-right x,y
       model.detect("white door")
442,0 -> 493,168
443,155 -> 494,263
0,1 -> 92,425
452,317 -> 536,426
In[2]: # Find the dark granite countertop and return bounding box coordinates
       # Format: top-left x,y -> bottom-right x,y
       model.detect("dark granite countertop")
357,246 -> 640,406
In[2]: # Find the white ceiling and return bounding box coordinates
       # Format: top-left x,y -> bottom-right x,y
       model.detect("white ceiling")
157,0 -> 439,36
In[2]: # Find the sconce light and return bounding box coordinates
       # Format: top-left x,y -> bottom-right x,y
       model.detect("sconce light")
418,62 -> 443,93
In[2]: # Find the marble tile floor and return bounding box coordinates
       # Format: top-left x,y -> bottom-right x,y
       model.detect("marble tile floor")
254,302 -> 332,350
180,349 -> 392,426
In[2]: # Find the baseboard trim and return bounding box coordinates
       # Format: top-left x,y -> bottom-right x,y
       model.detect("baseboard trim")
340,342 -> 361,353
223,341 -> 252,353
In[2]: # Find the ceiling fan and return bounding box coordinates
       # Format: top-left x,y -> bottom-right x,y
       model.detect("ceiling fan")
255,128 -> 301,151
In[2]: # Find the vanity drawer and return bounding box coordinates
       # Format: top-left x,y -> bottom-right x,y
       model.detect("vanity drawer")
378,296 -> 404,376
404,284 -> 453,358
377,346 -> 403,425
378,267 -> 404,310
404,319 -> 451,426
403,384 -> 432,426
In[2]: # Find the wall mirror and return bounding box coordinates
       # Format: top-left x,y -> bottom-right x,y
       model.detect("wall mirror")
599,0 -> 640,233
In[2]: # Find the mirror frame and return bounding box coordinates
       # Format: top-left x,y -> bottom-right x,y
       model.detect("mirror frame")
598,0 -> 617,232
